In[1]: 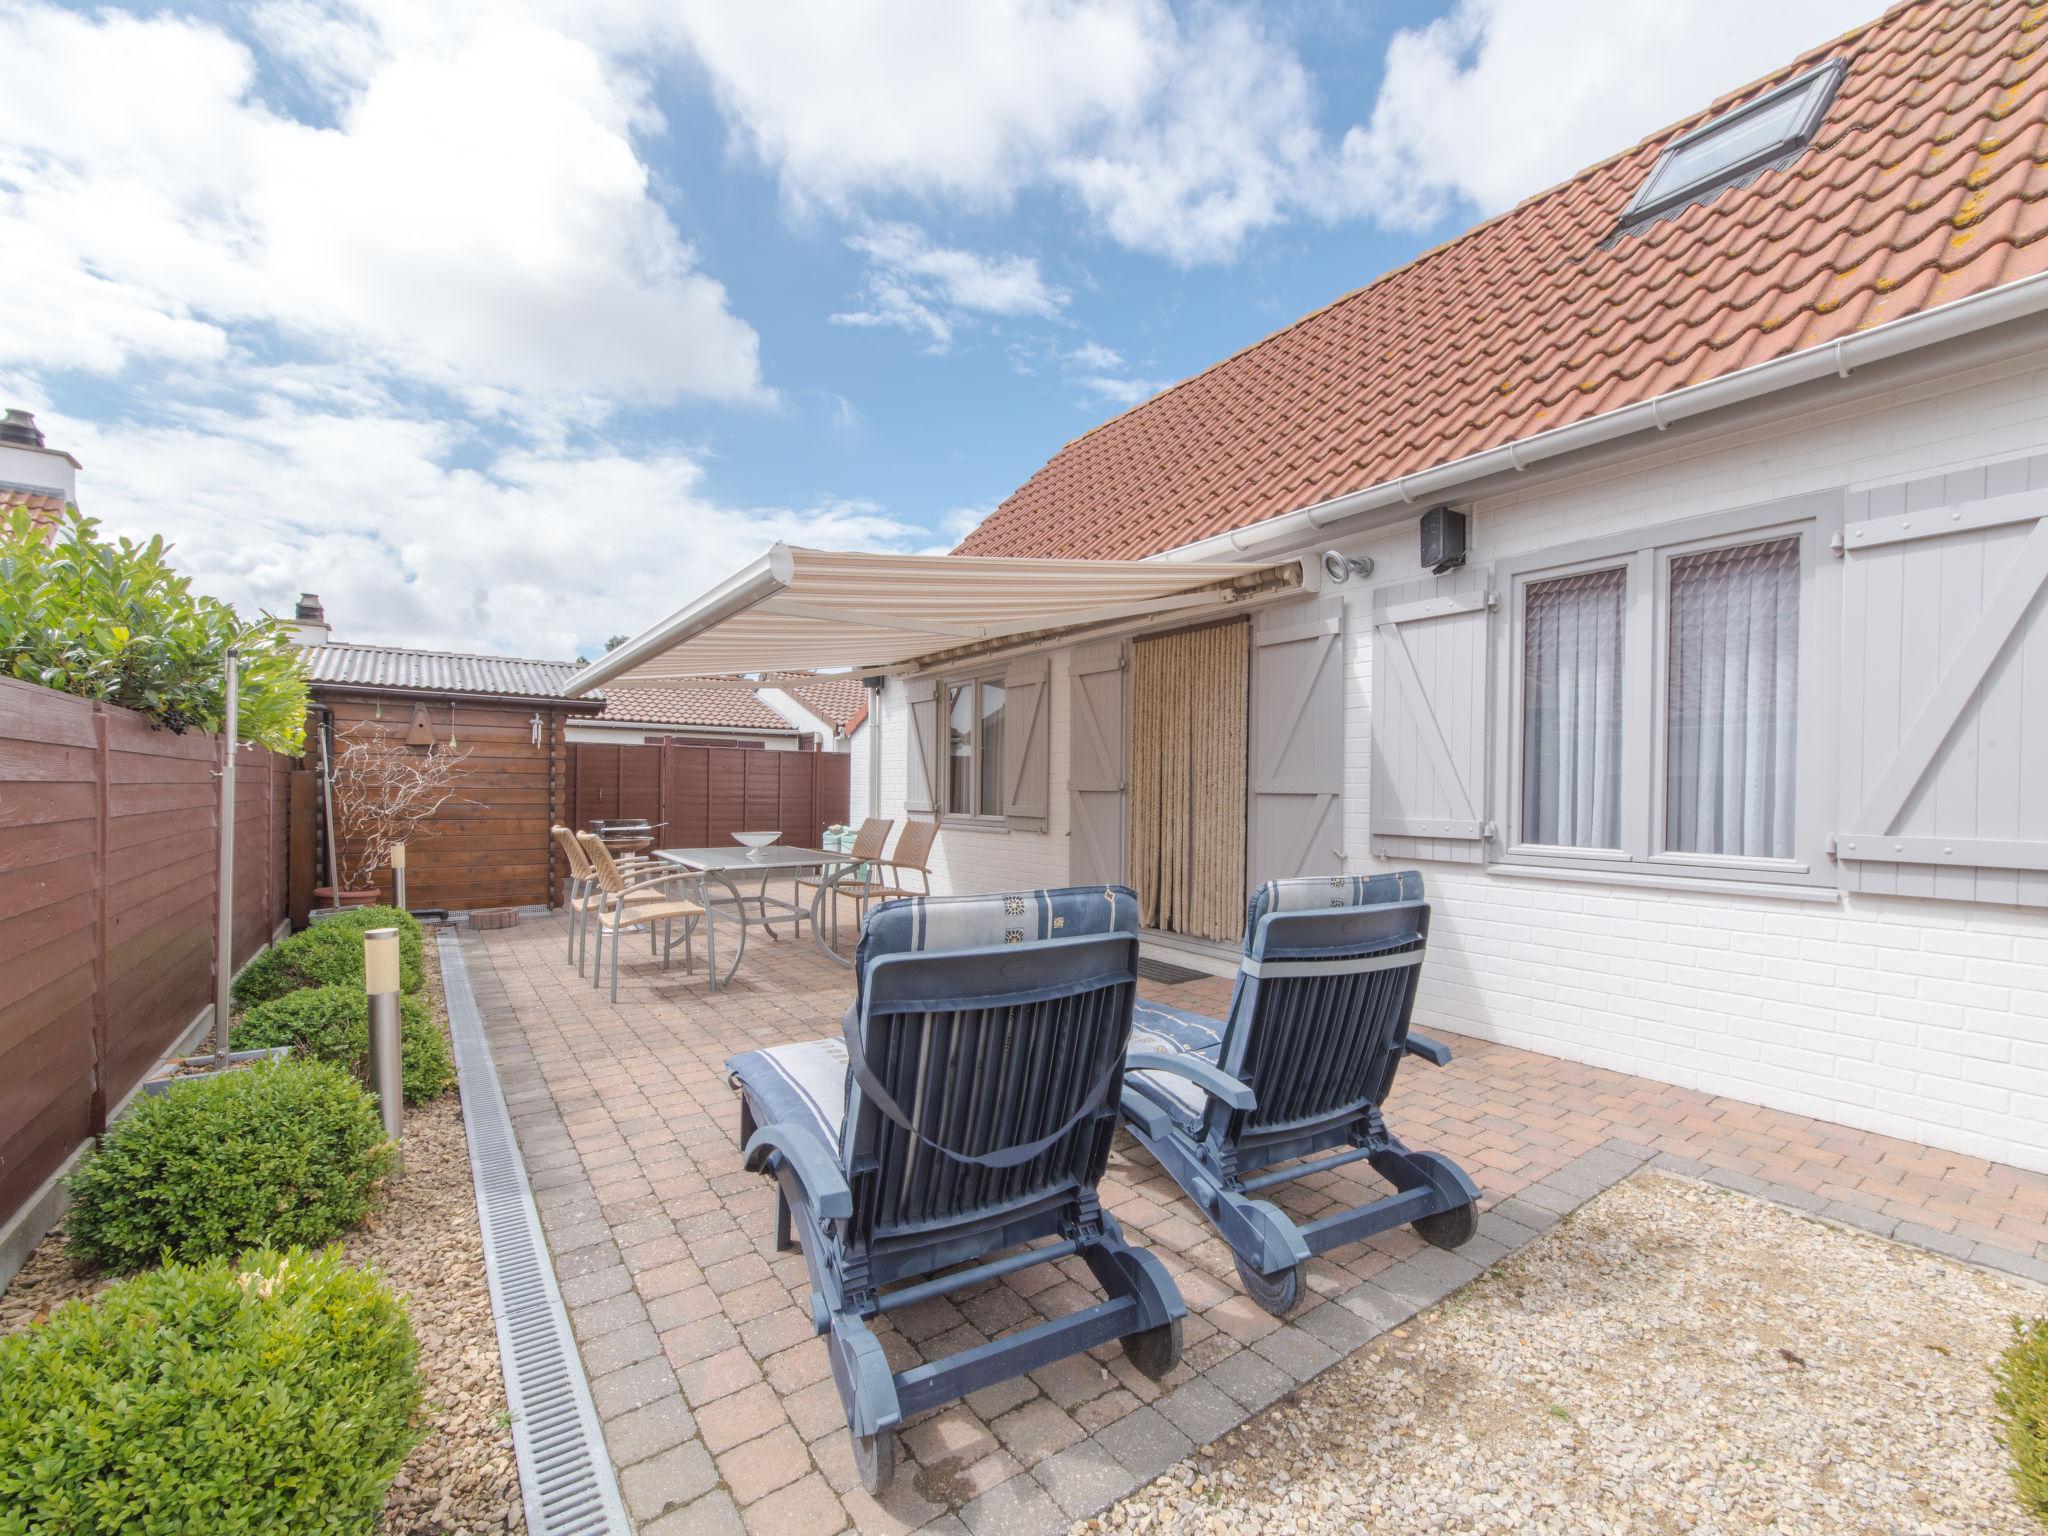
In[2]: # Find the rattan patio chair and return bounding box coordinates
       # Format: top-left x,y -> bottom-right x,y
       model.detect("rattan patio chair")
1117,871 -> 1480,1316
726,884 -> 1183,1494
553,825 -> 668,975
577,832 -> 715,1001
794,815 -> 893,941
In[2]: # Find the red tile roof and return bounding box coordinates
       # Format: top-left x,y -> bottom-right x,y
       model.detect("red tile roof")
598,686 -> 795,732
777,676 -> 870,731
957,0 -> 2048,561
1,487 -> 65,527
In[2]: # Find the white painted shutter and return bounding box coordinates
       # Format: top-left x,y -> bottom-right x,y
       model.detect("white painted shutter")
903,677 -> 939,815
1067,640 -> 1126,886
1835,462 -> 2048,907
1248,594 -> 1345,887
1002,654 -> 1050,832
1370,566 -> 1493,864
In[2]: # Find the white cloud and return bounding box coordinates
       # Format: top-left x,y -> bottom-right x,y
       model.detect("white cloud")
1064,342 -> 1124,371
54,401 -> 922,659
1336,0 -> 1875,227
832,222 -> 1066,350
1075,374 -> 1171,407
0,4 -> 766,409
676,0 -> 1320,265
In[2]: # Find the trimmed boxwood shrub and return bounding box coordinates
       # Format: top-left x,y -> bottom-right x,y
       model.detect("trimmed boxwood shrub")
232,984 -> 455,1106
231,908 -> 424,1010
0,1247 -> 420,1534
1997,1316 -> 2048,1522
66,1060 -> 397,1273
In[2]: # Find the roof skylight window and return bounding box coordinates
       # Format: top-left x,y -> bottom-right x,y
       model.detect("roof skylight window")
1619,60 -> 1844,232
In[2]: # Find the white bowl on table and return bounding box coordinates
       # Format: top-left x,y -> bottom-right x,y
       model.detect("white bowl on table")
732,830 -> 781,860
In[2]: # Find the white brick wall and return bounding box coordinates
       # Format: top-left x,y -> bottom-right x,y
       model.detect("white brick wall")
1327,347 -> 2048,1173
875,345 -> 2048,1172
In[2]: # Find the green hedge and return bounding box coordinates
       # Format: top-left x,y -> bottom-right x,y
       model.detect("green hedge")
0,1247 -> 420,1534
231,908 -> 424,1011
1998,1316 -> 2048,1523
233,985 -> 454,1106
66,1061 -> 397,1273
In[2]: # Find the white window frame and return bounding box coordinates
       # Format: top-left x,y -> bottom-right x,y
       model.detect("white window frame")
940,672 -> 1008,825
1492,494 -> 1840,890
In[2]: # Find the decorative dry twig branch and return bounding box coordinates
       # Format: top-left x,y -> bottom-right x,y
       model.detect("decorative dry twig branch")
330,722 -> 473,890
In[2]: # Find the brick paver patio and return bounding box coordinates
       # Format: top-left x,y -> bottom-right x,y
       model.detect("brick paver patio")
460,910 -> 2048,1535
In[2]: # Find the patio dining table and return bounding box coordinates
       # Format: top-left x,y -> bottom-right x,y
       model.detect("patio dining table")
653,844 -> 864,975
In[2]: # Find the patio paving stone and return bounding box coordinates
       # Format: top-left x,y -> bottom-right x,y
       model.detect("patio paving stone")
461,911 -> 2048,1534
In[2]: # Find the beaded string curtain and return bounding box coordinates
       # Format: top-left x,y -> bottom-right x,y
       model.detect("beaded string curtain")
1127,619 -> 1249,942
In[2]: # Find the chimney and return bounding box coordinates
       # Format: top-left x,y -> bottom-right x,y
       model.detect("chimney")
292,592 -> 331,647
0,408 -> 79,513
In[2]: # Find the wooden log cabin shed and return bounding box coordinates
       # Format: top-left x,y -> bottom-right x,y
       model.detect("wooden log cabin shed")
296,604 -> 598,913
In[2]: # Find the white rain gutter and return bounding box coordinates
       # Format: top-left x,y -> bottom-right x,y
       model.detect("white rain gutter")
1157,269 -> 2048,566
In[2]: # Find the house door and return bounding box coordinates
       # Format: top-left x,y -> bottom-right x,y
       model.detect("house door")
1127,619 -> 1249,942
1068,639 -> 1128,887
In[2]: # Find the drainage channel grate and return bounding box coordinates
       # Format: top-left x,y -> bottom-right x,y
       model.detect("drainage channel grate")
438,931 -> 630,1536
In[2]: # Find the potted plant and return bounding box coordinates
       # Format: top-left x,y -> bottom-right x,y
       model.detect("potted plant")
317,723 -> 470,913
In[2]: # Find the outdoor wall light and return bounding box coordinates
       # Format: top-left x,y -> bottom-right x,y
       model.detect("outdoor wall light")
1320,550 -> 1375,585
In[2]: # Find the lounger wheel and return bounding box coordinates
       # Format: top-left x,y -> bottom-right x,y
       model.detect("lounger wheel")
1121,1315 -> 1182,1381
1413,1199 -> 1478,1250
1233,1251 -> 1308,1317
853,1426 -> 898,1494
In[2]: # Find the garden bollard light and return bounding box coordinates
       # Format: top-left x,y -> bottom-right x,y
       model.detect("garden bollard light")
364,926 -> 403,1173
390,840 -> 407,914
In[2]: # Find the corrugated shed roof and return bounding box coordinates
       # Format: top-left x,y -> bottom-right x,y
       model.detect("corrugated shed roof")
302,642 -> 586,699
597,686 -> 795,731
958,0 -> 2048,561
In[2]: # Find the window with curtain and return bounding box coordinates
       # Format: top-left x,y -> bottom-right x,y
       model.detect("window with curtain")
1501,504 -> 1822,885
1665,536 -> 1799,858
1521,567 -> 1626,849
942,676 -> 1006,820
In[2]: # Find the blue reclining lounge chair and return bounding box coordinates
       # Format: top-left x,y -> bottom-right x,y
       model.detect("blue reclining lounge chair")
1119,871 -> 1480,1316
726,884 -> 1185,1494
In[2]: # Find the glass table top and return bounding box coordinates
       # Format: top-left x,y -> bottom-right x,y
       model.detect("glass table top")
654,845 -> 857,871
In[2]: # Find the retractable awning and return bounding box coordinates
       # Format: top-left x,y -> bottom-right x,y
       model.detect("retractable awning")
566,544 -> 1303,694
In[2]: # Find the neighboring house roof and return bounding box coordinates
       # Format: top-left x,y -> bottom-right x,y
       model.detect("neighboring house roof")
1,486 -> 65,522
303,642 -> 588,701
596,686 -> 795,732
958,0 -> 2048,561
777,676 -> 870,732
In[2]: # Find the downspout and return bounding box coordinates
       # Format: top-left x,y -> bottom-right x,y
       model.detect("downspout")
865,677 -> 883,820
1156,268 -> 2048,566
317,703 -> 340,908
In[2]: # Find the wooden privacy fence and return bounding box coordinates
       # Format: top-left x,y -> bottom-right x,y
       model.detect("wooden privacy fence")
0,677 -> 297,1230
570,742 -> 851,856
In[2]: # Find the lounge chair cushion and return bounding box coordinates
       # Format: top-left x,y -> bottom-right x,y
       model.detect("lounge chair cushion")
1240,871 -> 1423,952
1127,999 -> 1227,1133
728,1038 -> 850,1148
861,885 -> 1136,960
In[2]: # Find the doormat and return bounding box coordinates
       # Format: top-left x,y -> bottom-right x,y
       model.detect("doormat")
1137,956 -> 1211,985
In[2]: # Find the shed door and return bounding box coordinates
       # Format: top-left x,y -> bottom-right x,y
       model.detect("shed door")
1067,640 -> 1127,886
1370,566 -> 1493,864
1248,594 -> 1345,887
1835,468 -> 2048,907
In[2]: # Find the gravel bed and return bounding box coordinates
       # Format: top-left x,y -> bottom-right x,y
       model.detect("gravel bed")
1080,1171 -> 2041,1536
0,936 -> 521,1536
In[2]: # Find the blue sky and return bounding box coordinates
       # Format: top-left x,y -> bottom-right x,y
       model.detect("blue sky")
0,0 -> 1871,658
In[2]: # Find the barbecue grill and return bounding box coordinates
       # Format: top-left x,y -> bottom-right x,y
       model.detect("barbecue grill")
588,818 -> 660,855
